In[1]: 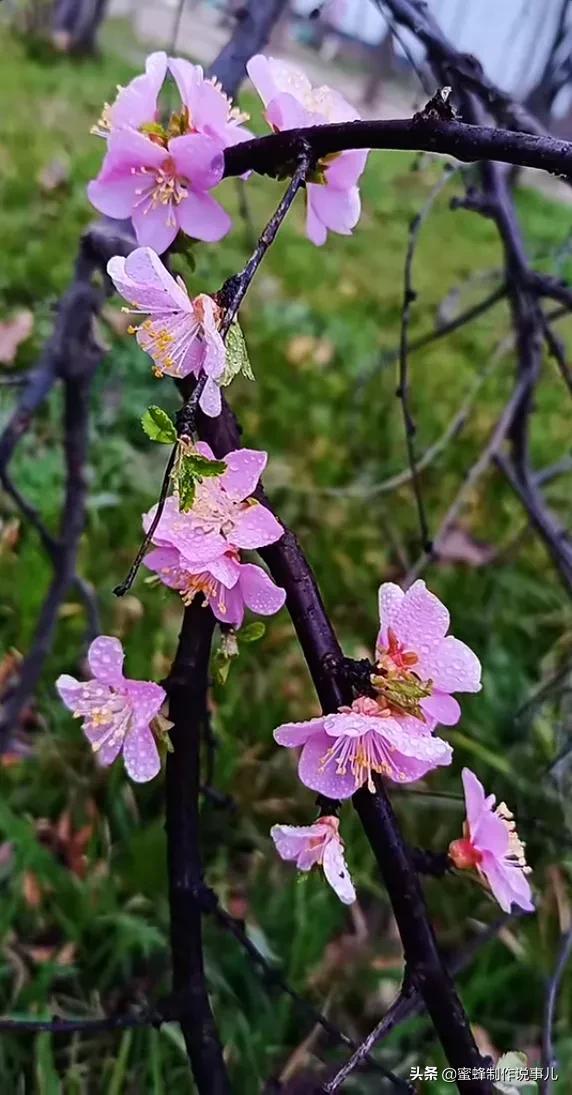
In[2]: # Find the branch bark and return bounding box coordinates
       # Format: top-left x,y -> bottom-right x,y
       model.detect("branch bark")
223,116 -> 572,181
164,599 -> 231,1095
192,392 -> 491,1095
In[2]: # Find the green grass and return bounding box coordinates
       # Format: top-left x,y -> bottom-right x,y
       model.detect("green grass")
1,21 -> 572,1092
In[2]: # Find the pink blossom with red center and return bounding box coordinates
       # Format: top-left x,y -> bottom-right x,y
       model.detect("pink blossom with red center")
246,54 -> 368,246
89,128 -> 231,254
375,580 -> 481,728
56,637 -> 164,783
271,816 -> 356,904
89,52 -> 252,251
87,128 -> 229,254
274,695 -> 452,799
107,248 -> 225,416
449,768 -> 533,914
142,445 -> 285,627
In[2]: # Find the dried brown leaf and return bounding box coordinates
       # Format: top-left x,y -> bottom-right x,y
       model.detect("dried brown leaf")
37,157 -> 70,193
437,525 -> 495,567
0,311 -> 33,365
22,871 -> 43,909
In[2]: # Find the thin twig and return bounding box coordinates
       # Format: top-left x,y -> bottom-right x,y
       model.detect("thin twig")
404,375 -> 527,586
0,1007 -> 164,1036
541,928 -> 572,1095
358,282 -> 506,389
113,443 -> 178,597
322,913 -> 516,1092
396,165 -> 460,552
217,145 -> 313,339
208,895 -> 410,1089
293,354 -> 503,499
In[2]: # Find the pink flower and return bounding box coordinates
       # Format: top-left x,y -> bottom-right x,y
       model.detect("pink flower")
449,768 -> 533,914
142,447 -> 285,627
93,51 -> 168,138
246,54 -> 368,246
145,543 -> 285,628
375,581 -> 481,729
145,443 -> 283,555
89,53 -> 251,250
271,816 -> 356,904
88,128 -> 230,253
107,248 -> 225,416
274,695 -> 452,799
168,58 -> 252,148
56,636 -> 164,783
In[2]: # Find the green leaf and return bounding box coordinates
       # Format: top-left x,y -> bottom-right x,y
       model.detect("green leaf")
214,656 -> 231,685
177,465 -> 196,512
141,406 -> 177,444
35,1034 -> 60,1095
184,453 -> 226,479
221,322 -> 255,386
240,621 -> 266,643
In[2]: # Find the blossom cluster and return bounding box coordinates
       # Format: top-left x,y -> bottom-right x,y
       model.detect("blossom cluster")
54,49 -> 534,920
271,580 -> 532,913
89,51 -> 368,253
143,442 -> 286,628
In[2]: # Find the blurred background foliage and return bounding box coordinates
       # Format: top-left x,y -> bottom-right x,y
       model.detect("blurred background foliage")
1,15 -> 572,1093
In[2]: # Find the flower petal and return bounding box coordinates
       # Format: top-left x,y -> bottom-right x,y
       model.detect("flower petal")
206,553 -> 240,588
323,837 -> 356,904
199,375 -> 222,417
176,191 -> 231,243
110,51 -> 167,130
106,127 -> 169,170
266,92 -> 316,130
56,673 -> 83,711
420,691 -> 461,727
461,767 -> 487,835
238,563 -> 286,616
87,174 -> 141,218
308,185 -> 361,235
123,724 -> 161,783
419,635 -> 482,694
390,579 -> 450,654
57,676 -> 111,716
271,823 -> 324,867
221,448 -> 267,501
298,731 -> 358,799
231,504 -> 283,549
131,201 -> 179,254
376,581 -> 405,650
274,717 -> 326,747
107,246 -> 191,313
87,636 -> 125,687
169,133 -> 225,192
87,724 -> 124,768
209,580 -> 244,628
306,199 -> 328,246
326,149 -> 369,189
127,680 -> 165,730
480,852 -> 534,914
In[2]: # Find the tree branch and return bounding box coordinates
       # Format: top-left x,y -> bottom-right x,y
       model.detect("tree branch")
163,598 -> 231,1095
223,117 -> 572,182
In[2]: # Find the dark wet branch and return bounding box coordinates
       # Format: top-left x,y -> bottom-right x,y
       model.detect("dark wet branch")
163,598 -> 231,1095
323,912 -> 518,1092
207,0 -> 288,98
223,116 -> 572,182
